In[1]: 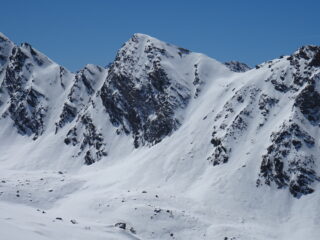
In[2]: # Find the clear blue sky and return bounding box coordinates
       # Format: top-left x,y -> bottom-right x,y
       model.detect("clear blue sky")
1,0 -> 319,71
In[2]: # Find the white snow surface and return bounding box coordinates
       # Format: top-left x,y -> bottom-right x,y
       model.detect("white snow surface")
0,33 -> 319,240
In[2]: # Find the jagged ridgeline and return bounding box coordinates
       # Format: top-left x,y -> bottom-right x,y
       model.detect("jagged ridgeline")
0,32 -> 320,198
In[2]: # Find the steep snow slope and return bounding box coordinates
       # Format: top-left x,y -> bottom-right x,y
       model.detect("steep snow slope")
0,33 -> 319,240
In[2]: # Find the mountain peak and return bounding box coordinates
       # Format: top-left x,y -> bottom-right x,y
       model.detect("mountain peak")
130,33 -> 168,43
290,45 -> 320,66
0,32 -> 14,66
125,33 -> 191,56
224,61 -> 251,72
124,33 -> 170,52
131,32 -> 153,40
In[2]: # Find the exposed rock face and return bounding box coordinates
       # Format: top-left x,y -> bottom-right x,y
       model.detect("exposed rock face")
64,114 -> 107,165
208,86 -> 260,166
100,34 -> 191,147
225,61 -> 251,72
295,82 -> 320,125
56,64 -> 106,131
56,103 -> 77,131
257,123 -> 319,197
258,94 -> 279,117
0,45 -> 49,139
0,33 -> 14,67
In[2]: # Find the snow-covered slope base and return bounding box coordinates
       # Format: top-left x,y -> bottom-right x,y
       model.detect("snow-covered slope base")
0,32 -> 320,239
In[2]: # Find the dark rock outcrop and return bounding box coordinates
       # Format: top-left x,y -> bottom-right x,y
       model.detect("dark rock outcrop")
257,123 -> 319,197
100,34 -> 191,147
64,114 -> 107,165
1,46 -> 48,139
225,61 -> 251,72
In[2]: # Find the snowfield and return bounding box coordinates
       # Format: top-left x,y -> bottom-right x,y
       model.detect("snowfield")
0,32 -> 319,239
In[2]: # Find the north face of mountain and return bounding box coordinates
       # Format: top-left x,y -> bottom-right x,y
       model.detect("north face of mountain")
100,34 -> 199,147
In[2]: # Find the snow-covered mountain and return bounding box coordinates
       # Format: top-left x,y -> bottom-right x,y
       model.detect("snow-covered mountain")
224,61 -> 251,72
0,32 -> 319,240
